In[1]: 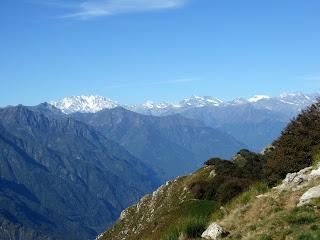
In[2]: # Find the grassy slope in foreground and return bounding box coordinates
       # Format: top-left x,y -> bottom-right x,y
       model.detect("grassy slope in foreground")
99,156 -> 320,240
99,99 -> 320,240
99,166 -> 220,240
214,166 -> 320,239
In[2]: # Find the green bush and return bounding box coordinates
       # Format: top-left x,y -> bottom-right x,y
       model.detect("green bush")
204,157 -> 225,166
191,150 -> 265,203
263,99 -> 320,185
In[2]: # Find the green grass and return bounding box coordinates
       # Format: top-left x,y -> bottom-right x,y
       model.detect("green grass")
161,200 -> 218,240
162,226 -> 180,240
179,200 -> 218,217
210,181 -> 269,221
286,207 -> 318,225
312,149 -> 320,168
180,217 -> 207,238
297,230 -> 320,240
256,234 -> 272,240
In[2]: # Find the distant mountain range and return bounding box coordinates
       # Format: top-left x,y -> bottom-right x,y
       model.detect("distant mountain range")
51,92 -> 319,151
51,92 -> 319,116
73,107 -> 244,181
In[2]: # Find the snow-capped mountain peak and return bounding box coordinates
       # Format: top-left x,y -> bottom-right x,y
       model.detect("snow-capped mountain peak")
50,92 -> 319,115
231,97 -> 249,105
276,92 -> 318,106
248,95 -> 271,103
51,95 -> 119,114
180,96 -> 223,107
141,101 -> 174,109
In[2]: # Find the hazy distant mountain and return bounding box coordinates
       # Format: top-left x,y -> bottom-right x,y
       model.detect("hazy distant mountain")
51,92 -> 319,116
178,93 -> 319,151
73,107 -> 245,181
52,92 -> 319,151
0,104 -> 158,240
181,104 -> 288,151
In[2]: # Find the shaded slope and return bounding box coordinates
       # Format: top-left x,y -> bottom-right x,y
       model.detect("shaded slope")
181,104 -> 288,152
0,105 -> 158,240
73,107 -> 245,181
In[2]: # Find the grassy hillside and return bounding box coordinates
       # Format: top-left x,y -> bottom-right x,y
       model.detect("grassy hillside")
212,165 -> 320,239
99,99 -> 320,240
99,166 -> 218,240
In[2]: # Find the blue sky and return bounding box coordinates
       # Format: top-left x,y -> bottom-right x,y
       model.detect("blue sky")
1,0 -> 320,106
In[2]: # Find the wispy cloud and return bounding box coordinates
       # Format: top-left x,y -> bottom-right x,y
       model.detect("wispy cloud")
47,0 -> 190,20
108,78 -> 199,89
304,75 -> 320,81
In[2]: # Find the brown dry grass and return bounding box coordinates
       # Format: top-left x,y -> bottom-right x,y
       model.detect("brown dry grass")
214,178 -> 320,240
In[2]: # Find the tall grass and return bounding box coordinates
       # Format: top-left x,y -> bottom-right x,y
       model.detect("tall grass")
211,181 -> 269,221
312,149 -> 320,168
161,200 -> 217,240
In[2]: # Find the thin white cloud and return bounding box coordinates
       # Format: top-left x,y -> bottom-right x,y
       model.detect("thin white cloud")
108,78 -> 199,89
304,75 -> 320,81
54,0 -> 189,20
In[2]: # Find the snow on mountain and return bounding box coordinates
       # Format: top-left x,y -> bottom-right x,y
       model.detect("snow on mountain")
141,101 -> 176,109
230,97 -> 249,105
51,95 -> 119,114
179,96 -> 223,108
50,92 -> 319,115
248,95 -> 271,103
278,92 -> 316,105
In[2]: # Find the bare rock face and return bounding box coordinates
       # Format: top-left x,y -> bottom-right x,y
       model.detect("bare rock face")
310,163 -> 320,177
298,185 -> 320,206
209,169 -> 216,178
274,167 -> 313,192
201,222 -> 229,240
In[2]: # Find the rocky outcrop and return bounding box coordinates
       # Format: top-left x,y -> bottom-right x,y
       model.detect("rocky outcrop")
310,164 -> 320,177
271,162 -> 320,207
274,167 -> 312,192
209,169 -> 216,178
273,164 -> 320,192
201,222 -> 229,240
298,185 -> 320,206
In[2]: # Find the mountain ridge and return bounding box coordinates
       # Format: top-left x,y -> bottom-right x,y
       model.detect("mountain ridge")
72,107 -> 245,181
50,92 -> 319,115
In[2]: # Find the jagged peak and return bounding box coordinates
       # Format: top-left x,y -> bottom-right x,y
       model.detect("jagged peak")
248,95 -> 271,103
50,95 -> 119,114
49,92 -> 320,114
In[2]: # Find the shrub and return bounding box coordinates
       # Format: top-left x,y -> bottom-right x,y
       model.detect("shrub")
204,157 -> 225,166
192,150 -> 265,203
263,99 -> 320,185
